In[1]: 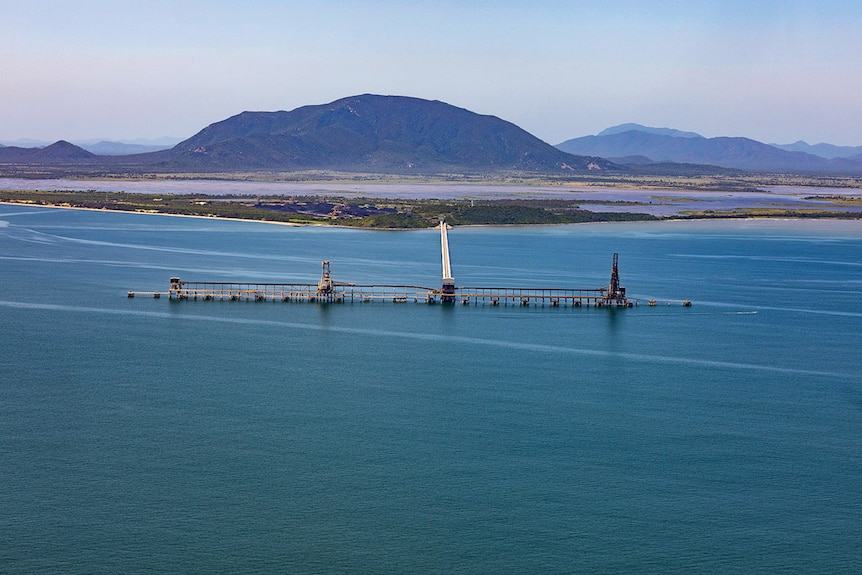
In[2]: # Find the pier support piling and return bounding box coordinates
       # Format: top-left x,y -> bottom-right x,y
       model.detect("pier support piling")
132,224 -> 689,309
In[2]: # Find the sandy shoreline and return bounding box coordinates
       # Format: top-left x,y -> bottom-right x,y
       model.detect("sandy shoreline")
0,200 -> 312,227
0,200 -> 621,229
2,199 -> 859,230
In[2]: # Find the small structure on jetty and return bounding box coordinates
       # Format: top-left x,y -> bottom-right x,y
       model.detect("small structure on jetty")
128,220 -> 691,308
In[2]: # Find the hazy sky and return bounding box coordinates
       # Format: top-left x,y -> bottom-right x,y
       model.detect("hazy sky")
3,0 -> 861,145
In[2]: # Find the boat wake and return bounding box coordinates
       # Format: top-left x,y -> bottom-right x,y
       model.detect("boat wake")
0,300 -> 851,380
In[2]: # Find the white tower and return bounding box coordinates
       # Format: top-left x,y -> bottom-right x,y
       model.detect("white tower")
439,219 -> 456,303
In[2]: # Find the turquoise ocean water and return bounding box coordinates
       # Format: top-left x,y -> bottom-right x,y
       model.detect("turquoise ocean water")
1,206 -> 861,573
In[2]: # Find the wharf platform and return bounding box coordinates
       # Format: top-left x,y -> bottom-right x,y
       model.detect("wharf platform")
130,282 -> 440,304
126,220 -> 692,308
127,284 -> 690,307
127,281 -> 691,307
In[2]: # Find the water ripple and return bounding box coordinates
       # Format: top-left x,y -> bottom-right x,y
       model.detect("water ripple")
1,299 -> 851,379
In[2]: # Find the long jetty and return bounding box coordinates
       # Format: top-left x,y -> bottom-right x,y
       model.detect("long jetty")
128,220 -> 691,308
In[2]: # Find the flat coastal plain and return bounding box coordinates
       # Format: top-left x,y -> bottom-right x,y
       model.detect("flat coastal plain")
1,175 -> 860,225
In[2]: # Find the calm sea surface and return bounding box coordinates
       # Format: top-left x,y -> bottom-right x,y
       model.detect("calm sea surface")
2,206 -> 861,574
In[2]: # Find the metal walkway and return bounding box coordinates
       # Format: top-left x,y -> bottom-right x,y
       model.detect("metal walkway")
127,220 -> 691,308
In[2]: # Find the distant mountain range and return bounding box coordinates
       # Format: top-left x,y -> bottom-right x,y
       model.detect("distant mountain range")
0,137 -> 178,155
769,140 -> 862,160
3,103 -> 862,176
79,140 -> 178,155
557,123 -> 862,174
597,123 -> 703,139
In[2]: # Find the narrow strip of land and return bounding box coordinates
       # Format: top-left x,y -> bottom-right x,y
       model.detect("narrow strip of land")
1,186 -> 860,227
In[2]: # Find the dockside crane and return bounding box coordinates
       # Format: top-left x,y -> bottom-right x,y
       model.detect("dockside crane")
603,252 -> 629,306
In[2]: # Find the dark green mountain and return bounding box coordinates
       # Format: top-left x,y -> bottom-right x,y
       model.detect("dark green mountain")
152,94 -> 615,173
0,140 -> 96,164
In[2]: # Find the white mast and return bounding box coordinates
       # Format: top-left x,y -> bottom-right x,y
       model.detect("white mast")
439,218 -> 456,302
440,219 -> 453,283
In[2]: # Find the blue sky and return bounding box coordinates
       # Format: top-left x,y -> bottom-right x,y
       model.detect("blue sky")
2,0 -> 861,145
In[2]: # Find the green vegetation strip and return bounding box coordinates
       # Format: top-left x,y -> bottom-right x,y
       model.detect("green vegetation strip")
0,190 -> 658,228
4,190 -> 860,227
681,207 -> 862,219
804,196 -> 862,205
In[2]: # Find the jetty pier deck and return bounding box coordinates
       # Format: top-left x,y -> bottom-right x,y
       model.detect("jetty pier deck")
128,282 -> 635,307
127,220 -> 692,308
138,282 -> 440,303
454,286 -> 617,307
128,281 -> 689,307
